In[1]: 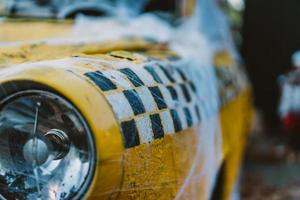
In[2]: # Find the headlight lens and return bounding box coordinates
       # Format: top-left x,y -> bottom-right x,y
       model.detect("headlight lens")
0,90 -> 95,200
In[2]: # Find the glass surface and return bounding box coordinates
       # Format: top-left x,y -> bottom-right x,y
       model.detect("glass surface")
0,90 -> 95,200
0,0 -> 180,19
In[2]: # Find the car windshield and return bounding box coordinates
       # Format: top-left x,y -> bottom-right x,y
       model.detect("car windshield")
0,0 -> 181,19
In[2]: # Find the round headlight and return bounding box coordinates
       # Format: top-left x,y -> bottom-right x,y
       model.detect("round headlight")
0,90 -> 95,200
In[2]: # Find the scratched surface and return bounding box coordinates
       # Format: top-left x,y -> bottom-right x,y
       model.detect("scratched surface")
0,0 -> 253,199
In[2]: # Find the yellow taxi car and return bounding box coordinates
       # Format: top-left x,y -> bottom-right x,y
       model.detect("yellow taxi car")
0,0 -> 253,199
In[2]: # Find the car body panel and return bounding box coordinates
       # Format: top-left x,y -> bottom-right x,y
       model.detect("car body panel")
0,18 -> 253,200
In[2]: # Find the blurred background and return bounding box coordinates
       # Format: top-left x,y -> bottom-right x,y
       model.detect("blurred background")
234,0 -> 300,199
2,0 -> 300,199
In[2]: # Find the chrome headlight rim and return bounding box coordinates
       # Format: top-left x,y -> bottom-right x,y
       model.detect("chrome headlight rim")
0,81 -> 97,200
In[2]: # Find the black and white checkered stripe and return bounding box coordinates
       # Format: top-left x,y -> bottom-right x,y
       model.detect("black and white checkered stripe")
85,61 -> 203,148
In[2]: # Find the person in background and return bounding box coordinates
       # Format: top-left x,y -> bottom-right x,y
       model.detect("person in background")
242,0 -> 300,136
278,51 -> 300,150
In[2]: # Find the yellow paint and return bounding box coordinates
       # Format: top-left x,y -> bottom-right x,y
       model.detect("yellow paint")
214,50 -> 235,67
0,66 -> 124,199
0,19 -> 72,42
0,39 -> 158,68
182,0 -> 197,17
0,19 -> 253,200
0,58 -> 253,199
117,128 -> 205,200
219,89 -> 253,199
0,60 -> 207,200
